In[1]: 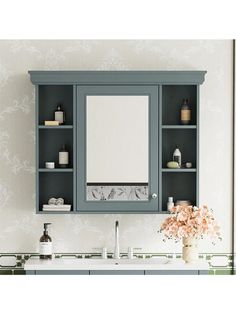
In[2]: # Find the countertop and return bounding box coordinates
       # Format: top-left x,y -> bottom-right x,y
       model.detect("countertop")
24,257 -> 209,271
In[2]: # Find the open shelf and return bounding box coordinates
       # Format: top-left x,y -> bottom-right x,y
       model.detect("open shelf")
38,125 -> 73,129
38,172 -> 74,212
162,85 -> 197,125
38,129 -> 73,168
38,85 -> 73,125
39,168 -> 73,172
162,125 -> 196,129
37,211 -> 74,214
160,84 -> 198,213
162,168 -> 196,172
162,129 -> 196,168
161,172 -> 197,212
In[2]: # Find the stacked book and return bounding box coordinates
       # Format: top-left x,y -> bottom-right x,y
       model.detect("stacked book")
42,204 -> 71,212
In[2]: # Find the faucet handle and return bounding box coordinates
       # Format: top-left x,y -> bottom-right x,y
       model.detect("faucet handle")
128,247 -> 142,259
92,247 -> 107,259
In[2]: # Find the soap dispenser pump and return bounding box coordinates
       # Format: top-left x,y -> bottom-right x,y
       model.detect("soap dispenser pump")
39,223 -> 52,259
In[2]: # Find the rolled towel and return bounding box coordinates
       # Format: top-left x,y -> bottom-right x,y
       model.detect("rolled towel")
48,197 -> 57,205
56,198 -> 64,205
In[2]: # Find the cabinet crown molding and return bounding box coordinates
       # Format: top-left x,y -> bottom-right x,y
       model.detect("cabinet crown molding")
29,71 -> 207,85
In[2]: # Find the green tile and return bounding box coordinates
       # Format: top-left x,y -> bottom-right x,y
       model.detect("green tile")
215,269 -> 232,275
206,255 -> 211,260
208,270 -> 215,275
13,270 -> 26,275
0,270 -> 13,275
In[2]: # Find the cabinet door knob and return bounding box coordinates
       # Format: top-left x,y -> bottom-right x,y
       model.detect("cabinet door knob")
151,193 -> 157,199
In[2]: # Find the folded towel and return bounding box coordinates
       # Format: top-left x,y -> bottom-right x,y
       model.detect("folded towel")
42,204 -> 71,211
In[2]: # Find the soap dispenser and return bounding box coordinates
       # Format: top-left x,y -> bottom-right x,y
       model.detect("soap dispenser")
39,223 -> 52,259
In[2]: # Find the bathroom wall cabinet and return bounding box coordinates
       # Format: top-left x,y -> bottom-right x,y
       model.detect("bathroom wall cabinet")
29,71 -> 206,214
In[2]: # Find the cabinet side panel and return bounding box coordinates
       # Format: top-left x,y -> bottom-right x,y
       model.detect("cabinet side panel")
159,85 -> 162,212
36,85 -> 39,213
196,85 -> 200,206
73,85 -> 77,212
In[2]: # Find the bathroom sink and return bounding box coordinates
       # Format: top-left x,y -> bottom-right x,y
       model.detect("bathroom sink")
24,256 -> 209,272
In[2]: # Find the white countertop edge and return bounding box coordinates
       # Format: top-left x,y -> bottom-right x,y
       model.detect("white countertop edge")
24,258 -> 209,271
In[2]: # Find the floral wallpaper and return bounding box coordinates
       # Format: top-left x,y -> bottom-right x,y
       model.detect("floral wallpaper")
87,185 -> 149,201
0,40 -> 233,254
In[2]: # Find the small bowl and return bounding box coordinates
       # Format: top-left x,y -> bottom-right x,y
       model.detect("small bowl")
45,162 -> 55,169
185,162 -> 192,168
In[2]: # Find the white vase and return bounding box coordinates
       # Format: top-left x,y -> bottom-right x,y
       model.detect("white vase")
182,237 -> 198,263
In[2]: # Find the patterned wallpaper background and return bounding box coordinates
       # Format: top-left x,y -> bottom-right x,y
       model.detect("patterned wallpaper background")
0,40 -> 233,254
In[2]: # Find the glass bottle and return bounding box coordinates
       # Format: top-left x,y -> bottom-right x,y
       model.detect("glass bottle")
180,98 -> 191,125
54,104 -> 65,125
59,145 -> 69,168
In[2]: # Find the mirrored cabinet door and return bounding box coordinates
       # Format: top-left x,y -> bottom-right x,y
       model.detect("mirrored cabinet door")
77,85 -> 158,212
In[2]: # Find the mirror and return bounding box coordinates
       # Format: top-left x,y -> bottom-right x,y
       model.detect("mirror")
86,95 -> 149,201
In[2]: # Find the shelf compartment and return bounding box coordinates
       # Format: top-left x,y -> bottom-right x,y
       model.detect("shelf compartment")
161,172 -> 196,211
38,172 -> 74,212
162,168 -> 196,172
162,85 -> 197,125
38,168 -> 73,172
37,211 -> 74,214
162,125 -> 196,129
38,129 -> 73,168
162,129 -> 196,168
38,125 -> 73,129
38,85 -> 73,125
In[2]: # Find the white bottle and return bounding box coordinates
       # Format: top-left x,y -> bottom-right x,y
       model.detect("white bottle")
167,197 -> 174,211
173,146 -> 181,167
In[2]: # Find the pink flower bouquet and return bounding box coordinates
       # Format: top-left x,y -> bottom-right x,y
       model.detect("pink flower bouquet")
159,205 -> 221,243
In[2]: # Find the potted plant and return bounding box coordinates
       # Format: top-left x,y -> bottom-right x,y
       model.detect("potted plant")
159,205 -> 221,263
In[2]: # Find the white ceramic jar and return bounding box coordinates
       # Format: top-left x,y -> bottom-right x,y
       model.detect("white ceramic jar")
182,237 -> 198,263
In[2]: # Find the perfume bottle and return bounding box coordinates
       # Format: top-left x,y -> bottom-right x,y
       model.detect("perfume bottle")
59,145 -> 69,168
54,104 -> 65,125
180,98 -> 191,125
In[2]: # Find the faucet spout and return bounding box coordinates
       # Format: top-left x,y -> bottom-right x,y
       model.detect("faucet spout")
114,220 -> 120,259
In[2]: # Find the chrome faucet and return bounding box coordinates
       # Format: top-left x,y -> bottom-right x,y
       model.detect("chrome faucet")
114,220 -> 120,259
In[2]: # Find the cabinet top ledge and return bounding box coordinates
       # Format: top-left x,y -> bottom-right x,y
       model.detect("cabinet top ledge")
28,70 -> 207,85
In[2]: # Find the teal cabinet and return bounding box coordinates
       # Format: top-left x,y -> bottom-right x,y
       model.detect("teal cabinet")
89,270 -> 145,275
29,71 -> 206,214
26,269 -> 208,275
